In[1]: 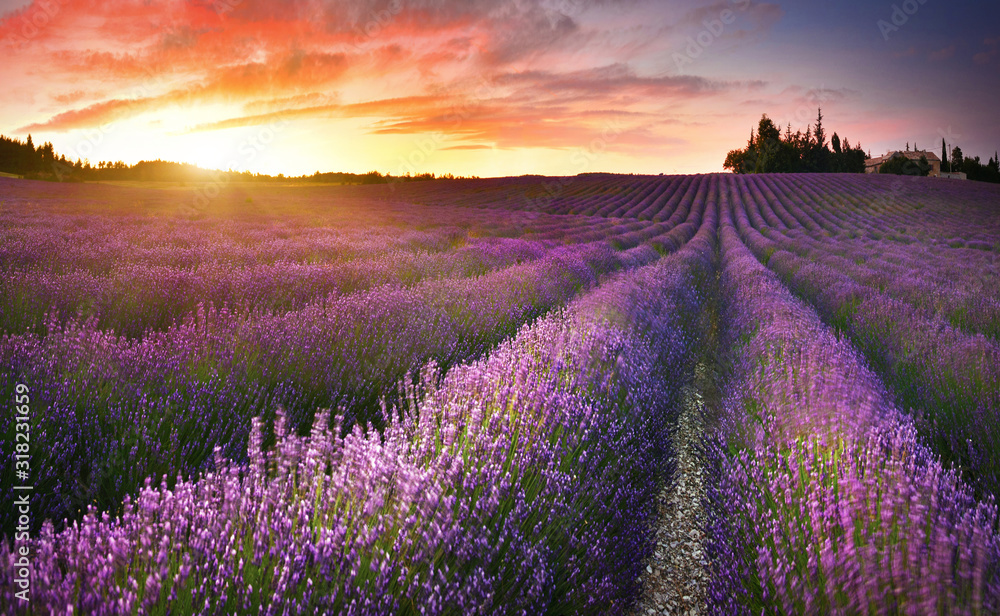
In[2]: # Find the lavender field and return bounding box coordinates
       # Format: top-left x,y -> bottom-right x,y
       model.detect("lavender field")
1,173 -> 999,614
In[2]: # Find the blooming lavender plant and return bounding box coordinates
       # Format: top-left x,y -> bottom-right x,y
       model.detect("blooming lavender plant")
729,175 -> 1000,498
707,203 -> 1000,614
0,206 -> 715,614
2,172 -> 998,614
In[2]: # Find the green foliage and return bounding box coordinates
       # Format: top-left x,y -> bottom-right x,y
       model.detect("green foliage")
0,133 -> 479,184
956,154 -> 1000,183
0,134 -> 56,177
951,146 -> 964,171
723,110 -> 866,174
877,153 -> 929,176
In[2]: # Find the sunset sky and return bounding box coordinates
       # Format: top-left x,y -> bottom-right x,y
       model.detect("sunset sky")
1,0 -> 997,177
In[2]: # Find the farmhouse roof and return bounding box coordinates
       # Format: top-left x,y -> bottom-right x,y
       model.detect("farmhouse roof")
864,149 -> 941,167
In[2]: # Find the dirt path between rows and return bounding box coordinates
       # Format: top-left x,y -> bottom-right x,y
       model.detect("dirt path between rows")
632,298 -> 722,616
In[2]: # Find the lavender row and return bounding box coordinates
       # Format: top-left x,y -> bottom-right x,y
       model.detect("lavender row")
731,185 -> 1000,499
0,236 -> 669,535
2,191 -> 681,338
566,173 -> 680,222
762,174 -> 999,277
0,237 -> 554,337
766,227 -> 1000,339
381,173 -> 710,222
0,215 -> 715,614
752,175 -> 1000,337
0,178 -> 646,273
742,222 -> 1000,340
0,184 -> 705,534
815,174 -> 1000,246
0,207 -> 485,274
2,208 -> 627,265
736,173 -> 998,260
706,212 -> 1000,614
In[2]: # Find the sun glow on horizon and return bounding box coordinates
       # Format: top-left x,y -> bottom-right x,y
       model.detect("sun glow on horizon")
1,0 -> 998,176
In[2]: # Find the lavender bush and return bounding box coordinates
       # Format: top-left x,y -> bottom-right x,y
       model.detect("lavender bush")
2,173 -> 998,613
0,206 -> 715,614
729,175 -> 1000,497
707,207 -> 1000,614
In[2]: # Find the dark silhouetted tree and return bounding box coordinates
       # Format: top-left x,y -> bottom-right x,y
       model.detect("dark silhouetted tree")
723,109 -> 862,174
951,146 -> 964,172
959,154 -> 1000,183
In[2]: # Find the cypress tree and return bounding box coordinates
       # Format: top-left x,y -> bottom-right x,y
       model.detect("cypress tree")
814,107 -> 826,149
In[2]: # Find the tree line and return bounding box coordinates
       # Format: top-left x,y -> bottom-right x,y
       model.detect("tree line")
943,140 -> 1000,183
0,134 -> 58,176
874,139 -> 999,182
0,134 -> 477,184
724,109 -> 867,174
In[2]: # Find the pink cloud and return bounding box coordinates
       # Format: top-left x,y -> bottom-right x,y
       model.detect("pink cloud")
927,45 -> 956,61
10,0 -> 987,177
974,37 -> 999,65
973,51 -> 996,65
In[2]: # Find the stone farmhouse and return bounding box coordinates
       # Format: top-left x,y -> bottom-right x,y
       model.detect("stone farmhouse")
864,148 -> 942,176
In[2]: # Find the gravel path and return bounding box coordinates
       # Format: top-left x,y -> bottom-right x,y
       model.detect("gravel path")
632,361 -> 716,616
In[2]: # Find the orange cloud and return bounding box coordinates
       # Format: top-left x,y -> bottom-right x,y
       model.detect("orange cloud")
0,0 -> 825,175
169,61 -> 751,154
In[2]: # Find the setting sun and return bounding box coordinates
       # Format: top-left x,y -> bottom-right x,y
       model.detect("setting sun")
2,0 -> 995,177
1,1 -> 999,614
